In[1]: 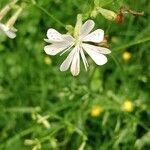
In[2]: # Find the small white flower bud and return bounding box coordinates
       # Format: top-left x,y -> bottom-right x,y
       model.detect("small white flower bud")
24,139 -> 35,145
65,25 -> 74,35
0,5 -> 10,20
6,7 -> 22,29
98,7 -> 117,21
0,0 -> 18,20
32,144 -> 41,150
37,114 -> 51,129
74,14 -> 82,39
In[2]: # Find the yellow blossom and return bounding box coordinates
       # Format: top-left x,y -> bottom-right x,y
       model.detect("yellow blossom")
122,51 -> 132,62
90,106 -> 103,117
122,100 -> 134,112
44,56 -> 52,65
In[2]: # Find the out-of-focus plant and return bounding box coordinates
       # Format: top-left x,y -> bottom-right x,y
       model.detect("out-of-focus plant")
0,0 -> 149,150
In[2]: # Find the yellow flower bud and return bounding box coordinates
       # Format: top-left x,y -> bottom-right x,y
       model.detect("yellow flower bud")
122,100 -> 134,112
44,56 -> 52,65
122,51 -> 132,62
91,106 -> 103,117
98,7 -> 117,21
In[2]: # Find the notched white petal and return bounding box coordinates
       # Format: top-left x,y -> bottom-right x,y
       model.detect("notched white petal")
82,44 -> 108,65
82,29 -> 104,43
82,43 -> 111,54
60,48 -> 76,72
71,48 -> 80,76
6,30 -> 16,39
47,28 -> 63,42
44,42 -> 71,56
80,20 -> 95,38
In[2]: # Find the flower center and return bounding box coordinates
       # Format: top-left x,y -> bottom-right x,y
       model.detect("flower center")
75,37 -> 82,45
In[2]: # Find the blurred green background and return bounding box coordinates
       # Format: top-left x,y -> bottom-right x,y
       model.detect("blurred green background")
0,0 -> 150,149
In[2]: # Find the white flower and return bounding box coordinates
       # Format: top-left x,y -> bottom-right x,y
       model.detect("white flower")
0,0 -> 18,39
0,23 -> 17,39
0,6 -> 22,39
44,19 -> 111,76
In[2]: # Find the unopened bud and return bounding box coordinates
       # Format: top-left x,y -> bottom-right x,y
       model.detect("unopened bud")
37,114 -> 51,129
65,25 -> 74,35
6,7 -> 22,28
74,14 -> 82,38
98,7 -> 117,21
24,139 -> 35,145
32,144 -> 41,150
0,6 -> 10,20
91,9 -> 99,18
44,56 -> 52,65
0,0 -> 18,20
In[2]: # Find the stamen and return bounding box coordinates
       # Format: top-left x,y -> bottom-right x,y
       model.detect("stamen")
60,43 -> 74,56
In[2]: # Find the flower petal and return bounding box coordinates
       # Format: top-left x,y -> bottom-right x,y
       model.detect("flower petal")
70,47 -> 80,76
82,44 -> 108,65
60,47 -> 76,72
80,20 -> 95,38
82,43 -> 111,54
44,42 -> 71,56
82,29 -> 104,43
0,23 -> 16,39
5,30 -> 16,39
44,38 -> 51,43
62,34 -> 75,43
45,34 -> 74,44
47,28 -> 63,42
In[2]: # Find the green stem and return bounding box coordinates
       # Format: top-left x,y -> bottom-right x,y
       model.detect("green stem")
0,126 -> 37,149
112,37 -> 150,52
3,107 -> 41,113
35,4 -> 65,28
110,54 -> 123,71
88,66 -> 97,88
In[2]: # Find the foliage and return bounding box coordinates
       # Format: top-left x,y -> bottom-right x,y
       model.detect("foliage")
0,0 -> 149,149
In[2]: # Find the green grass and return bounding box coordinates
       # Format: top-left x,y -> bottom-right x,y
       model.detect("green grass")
0,0 -> 150,149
